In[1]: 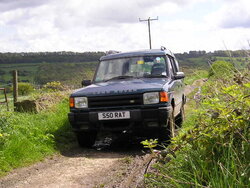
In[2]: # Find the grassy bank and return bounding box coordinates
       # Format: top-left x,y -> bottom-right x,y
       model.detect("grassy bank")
145,62 -> 250,187
183,69 -> 208,85
0,99 -> 74,176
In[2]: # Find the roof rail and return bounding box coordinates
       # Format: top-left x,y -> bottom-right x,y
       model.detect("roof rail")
161,46 -> 166,51
105,50 -> 121,55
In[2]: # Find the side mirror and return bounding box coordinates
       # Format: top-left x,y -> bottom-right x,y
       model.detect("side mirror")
82,80 -> 91,87
174,72 -> 185,80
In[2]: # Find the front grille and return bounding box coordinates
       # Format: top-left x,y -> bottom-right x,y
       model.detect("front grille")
88,94 -> 143,108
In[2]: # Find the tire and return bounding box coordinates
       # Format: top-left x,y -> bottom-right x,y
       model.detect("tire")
76,131 -> 97,148
168,107 -> 176,138
158,107 -> 175,142
175,104 -> 185,128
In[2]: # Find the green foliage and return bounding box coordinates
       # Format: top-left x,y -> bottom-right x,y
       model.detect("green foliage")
208,60 -> 235,78
0,100 -> 74,176
43,81 -> 64,92
141,139 -> 158,150
17,82 -> 34,95
145,71 -> 250,187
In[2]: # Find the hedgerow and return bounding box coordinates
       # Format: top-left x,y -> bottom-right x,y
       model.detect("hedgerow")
145,63 -> 250,187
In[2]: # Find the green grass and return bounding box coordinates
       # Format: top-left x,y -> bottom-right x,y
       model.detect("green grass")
183,69 -> 208,85
0,99 -> 74,176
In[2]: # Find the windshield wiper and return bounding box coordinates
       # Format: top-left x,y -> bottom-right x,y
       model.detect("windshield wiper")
143,74 -> 167,78
104,75 -> 134,82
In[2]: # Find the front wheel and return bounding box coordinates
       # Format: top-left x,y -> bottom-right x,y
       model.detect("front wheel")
76,131 -> 97,148
158,107 -> 175,142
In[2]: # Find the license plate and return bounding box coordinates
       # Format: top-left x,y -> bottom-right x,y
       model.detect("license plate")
98,111 -> 130,120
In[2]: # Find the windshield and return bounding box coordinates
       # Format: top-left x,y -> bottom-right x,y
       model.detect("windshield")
94,56 -> 168,82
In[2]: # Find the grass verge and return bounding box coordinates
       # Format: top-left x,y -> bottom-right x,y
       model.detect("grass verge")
0,99 -> 74,176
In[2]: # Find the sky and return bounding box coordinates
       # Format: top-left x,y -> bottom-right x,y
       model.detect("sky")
0,0 -> 250,53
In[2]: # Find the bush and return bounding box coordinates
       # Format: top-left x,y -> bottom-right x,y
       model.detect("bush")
43,81 -> 64,92
18,82 -> 34,96
208,60 -> 235,78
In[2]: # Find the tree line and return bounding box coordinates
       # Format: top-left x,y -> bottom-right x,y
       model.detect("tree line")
0,51 -> 105,64
175,50 -> 250,59
0,50 -> 249,64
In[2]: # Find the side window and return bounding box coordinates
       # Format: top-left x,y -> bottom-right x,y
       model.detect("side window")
168,56 -> 179,73
166,56 -> 174,76
174,58 -> 180,71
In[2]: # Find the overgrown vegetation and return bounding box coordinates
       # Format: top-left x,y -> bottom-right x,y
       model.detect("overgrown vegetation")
0,96 -> 74,176
43,81 -> 65,92
16,82 -> 34,95
145,61 -> 250,187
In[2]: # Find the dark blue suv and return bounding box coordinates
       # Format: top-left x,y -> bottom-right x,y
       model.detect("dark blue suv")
68,48 -> 186,147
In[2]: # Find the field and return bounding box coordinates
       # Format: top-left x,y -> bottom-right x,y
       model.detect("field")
0,62 -> 98,88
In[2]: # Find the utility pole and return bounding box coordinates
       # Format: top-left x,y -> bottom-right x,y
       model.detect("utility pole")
139,17 -> 158,49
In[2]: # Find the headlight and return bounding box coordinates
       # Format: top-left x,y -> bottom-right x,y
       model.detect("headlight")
74,97 -> 88,108
143,92 -> 159,104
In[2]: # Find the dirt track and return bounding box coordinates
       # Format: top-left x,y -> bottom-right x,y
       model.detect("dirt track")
0,137 -> 151,188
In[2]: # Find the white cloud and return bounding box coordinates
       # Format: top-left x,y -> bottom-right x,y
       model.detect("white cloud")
0,0 -> 52,12
206,0 -> 250,28
0,0 -> 249,52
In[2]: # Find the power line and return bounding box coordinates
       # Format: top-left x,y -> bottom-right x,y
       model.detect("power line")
139,17 -> 158,49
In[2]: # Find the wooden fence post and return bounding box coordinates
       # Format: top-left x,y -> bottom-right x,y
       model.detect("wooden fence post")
0,88 -> 9,111
13,70 -> 18,105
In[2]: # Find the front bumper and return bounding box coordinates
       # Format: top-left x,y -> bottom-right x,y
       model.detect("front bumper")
68,106 -> 172,132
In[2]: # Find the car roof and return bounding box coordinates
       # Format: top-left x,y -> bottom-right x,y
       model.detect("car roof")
100,49 -> 174,61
